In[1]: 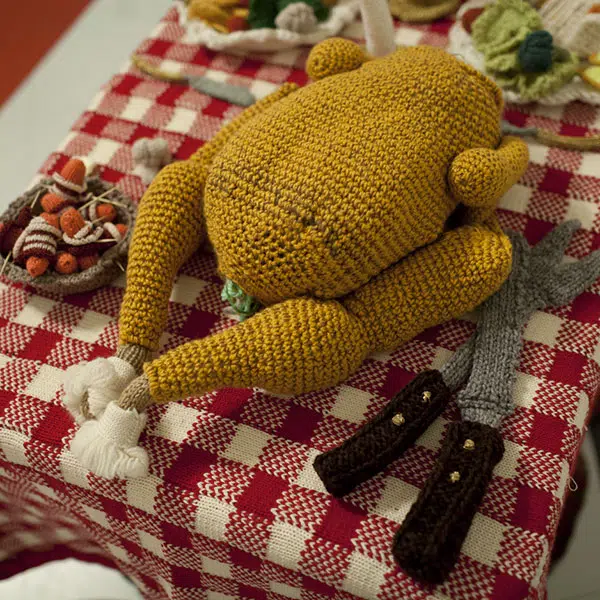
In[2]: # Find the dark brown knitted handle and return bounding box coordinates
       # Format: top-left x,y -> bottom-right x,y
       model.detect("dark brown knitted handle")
393,421 -> 504,585
313,371 -> 450,497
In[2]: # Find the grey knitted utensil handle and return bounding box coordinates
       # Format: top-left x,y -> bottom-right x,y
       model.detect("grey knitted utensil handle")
457,222 -> 600,427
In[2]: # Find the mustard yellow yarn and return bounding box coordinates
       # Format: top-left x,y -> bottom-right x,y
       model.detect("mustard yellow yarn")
448,136 -> 530,208
343,220 -> 512,352
144,218 -> 511,403
306,37 -> 368,80
119,41 -> 528,402
145,297 -> 369,401
119,160 -> 205,351
205,45 -> 512,306
119,84 -> 298,350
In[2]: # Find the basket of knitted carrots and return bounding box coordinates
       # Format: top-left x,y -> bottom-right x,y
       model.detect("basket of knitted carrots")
0,159 -> 136,295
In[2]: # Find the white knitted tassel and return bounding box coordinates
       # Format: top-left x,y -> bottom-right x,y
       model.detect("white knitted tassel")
360,0 -> 396,57
63,357 -> 137,423
132,138 -> 172,185
70,402 -> 149,479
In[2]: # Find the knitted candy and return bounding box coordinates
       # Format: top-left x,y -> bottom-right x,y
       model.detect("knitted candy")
64,34 -> 530,479
103,222 -> 128,242
52,158 -> 86,199
59,207 -> 104,268
0,207 -> 33,258
78,255 -> 99,270
12,216 -> 62,277
40,212 -> 60,230
0,222 -> 23,255
40,158 -> 87,213
314,221 -> 600,584
80,201 -> 117,223
15,206 -> 32,228
55,252 -> 78,275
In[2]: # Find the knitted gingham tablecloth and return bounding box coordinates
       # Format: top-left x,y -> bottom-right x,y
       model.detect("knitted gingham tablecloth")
1,7 -> 600,600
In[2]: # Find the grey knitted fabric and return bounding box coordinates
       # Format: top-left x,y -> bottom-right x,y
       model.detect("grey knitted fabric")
439,335 -> 475,391
444,220 -> 600,428
188,77 -> 256,107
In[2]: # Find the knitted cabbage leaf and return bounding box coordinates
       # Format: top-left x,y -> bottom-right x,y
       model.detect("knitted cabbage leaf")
492,48 -> 579,101
471,0 -> 578,100
472,0 -> 542,60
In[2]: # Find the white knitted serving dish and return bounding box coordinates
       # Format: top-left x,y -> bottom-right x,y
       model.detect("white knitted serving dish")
175,0 -> 360,52
448,0 -> 600,105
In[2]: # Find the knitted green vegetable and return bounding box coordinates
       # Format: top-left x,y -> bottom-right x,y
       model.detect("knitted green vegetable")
248,0 -> 329,31
519,30 -> 553,73
221,278 -> 261,320
472,0 -> 579,101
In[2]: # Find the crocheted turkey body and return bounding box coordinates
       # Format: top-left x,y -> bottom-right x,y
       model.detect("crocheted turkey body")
205,44 -> 518,305
63,39 -> 530,480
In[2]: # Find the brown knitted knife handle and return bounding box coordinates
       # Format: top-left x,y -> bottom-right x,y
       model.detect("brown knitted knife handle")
392,421 -> 504,584
313,371 -> 450,497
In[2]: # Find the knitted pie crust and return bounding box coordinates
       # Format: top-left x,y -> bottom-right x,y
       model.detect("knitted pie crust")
389,0 -> 460,22
0,177 -> 136,294
174,0 -> 360,52
448,0 -> 600,106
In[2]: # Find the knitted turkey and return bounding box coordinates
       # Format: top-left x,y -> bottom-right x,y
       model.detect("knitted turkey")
63,7 -> 529,479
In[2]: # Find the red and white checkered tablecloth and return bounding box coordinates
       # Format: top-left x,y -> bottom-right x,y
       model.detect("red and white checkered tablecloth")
1,6 -> 600,600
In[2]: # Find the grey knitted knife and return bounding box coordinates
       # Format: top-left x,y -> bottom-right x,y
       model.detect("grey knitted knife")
394,220 -> 600,584
315,220 -> 600,583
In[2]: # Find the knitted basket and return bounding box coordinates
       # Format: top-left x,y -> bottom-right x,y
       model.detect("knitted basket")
448,0 -> 600,105
174,0 -> 360,52
0,178 -> 135,295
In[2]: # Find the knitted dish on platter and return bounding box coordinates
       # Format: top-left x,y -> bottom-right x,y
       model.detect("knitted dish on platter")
0,178 -> 135,295
174,0 -> 360,52
448,0 -> 600,105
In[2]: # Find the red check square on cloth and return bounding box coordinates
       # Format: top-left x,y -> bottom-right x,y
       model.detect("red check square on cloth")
1,7 -> 600,600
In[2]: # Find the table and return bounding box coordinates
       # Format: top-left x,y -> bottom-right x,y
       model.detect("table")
1,6 -> 600,600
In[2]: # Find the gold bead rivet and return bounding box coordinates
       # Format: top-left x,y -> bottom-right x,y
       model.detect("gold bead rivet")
463,439 -> 475,451
449,471 -> 461,483
392,413 -> 405,426
422,391 -> 431,402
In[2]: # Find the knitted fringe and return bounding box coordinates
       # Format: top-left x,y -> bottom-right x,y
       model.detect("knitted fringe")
70,402 -> 149,479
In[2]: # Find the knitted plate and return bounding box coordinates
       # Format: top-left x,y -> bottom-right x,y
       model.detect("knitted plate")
448,0 -> 600,106
0,178 -> 136,295
174,0 -> 359,52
